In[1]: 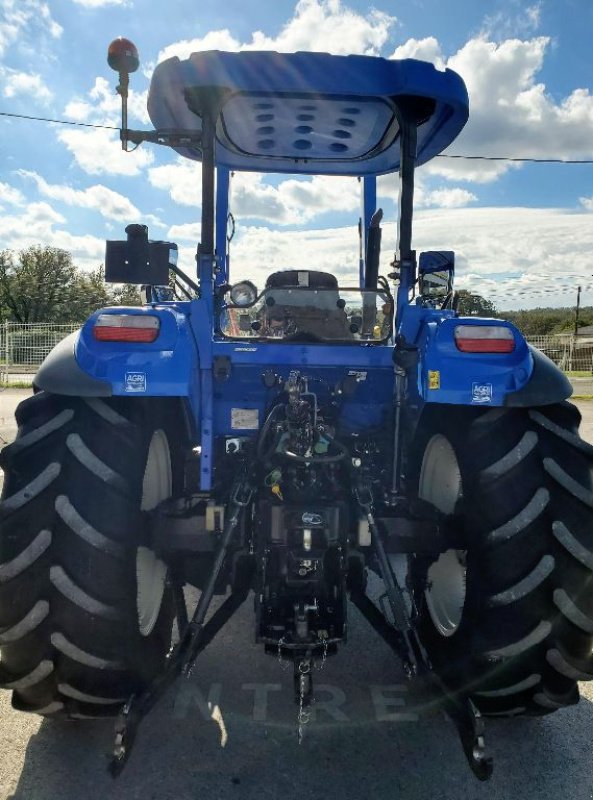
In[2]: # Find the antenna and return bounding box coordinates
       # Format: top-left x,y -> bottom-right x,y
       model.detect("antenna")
107,37 -> 140,151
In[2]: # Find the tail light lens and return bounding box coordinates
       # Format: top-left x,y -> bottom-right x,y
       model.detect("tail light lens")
93,314 -> 160,343
454,325 -> 515,353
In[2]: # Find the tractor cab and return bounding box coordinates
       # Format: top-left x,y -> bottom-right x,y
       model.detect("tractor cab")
106,48 -> 469,331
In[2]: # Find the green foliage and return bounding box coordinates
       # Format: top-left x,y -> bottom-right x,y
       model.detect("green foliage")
0,247 -> 142,324
114,283 -> 143,306
0,246 -> 78,323
455,290 -> 498,317
499,306 -> 592,337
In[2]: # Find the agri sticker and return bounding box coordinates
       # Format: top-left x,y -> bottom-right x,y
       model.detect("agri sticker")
125,372 -> 147,393
472,382 -> 493,404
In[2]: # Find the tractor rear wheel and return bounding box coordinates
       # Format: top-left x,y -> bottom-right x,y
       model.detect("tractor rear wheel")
413,402 -> 593,716
0,392 -> 180,718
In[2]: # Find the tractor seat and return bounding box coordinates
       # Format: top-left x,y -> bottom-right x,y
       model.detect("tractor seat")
265,270 -> 338,290
265,270 -> 341,310
263,270 -> 350,339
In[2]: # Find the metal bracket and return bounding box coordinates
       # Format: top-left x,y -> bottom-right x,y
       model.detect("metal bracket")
122,128 -> 203,149
439,685 -> 494,781
353,590 -> 494,781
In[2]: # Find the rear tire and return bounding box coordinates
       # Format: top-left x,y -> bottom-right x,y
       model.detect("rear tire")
0,392 -> 181,718
413,402 -> 593,716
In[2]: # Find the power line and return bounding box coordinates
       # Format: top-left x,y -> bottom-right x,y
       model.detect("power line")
437,154 -> 593,164
1,109 -> 593,163
0,111 -> 119,131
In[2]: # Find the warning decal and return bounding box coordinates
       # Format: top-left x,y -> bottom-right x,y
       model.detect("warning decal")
428,371 -> 440,390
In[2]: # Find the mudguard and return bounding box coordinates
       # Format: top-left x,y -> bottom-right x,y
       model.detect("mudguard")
34,305 -> 200,401
411,315 -> 571,408
504,345 -> 572,407
35,331 -> 112,396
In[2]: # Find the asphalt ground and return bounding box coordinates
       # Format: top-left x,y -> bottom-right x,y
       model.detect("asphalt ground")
0,389 -> 592,800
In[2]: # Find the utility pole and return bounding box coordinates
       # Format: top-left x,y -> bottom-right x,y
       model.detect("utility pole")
574,285 -> 582,337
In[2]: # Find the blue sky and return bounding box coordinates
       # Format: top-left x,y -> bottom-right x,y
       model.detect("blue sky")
1,0 -> 593,309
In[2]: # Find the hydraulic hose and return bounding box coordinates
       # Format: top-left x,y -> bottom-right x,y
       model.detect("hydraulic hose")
256,404 -> 284,460
282,431 -> 349,464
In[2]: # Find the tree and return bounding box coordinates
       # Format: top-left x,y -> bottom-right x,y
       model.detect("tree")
455,290 -> 498,317
0,246 -> 78,323
0,249 -> 145,324
67,266 -> 114,321
113,282 -> 142,306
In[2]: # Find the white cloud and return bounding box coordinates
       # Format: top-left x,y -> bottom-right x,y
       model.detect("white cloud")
481,2 -> 542,39
157,30 -> 242,63
0,200 -> 105,268
386,33 -> 593,183
231,173 -> 359,224
245,0 -> 394,56
580,196 -> 593,212
148,158 -> 202,206
0,1 -> 62,58
416,187 -> 477,209
223,205 -> 593,310
148,158 -> 474,226
421,35 -> 593,183
58,128 -> 154,177
64,77 -> 150,127
18,171 -> 144,222
402,206 -> 593,309
59,77 -> 150,176
158,0 -> 395,62
390,37 -> 445,70
149,164 -> 360,225
168,223 -> 201,241
1,68 -> 53,103
232,223 -> 360,286
0,181 -> 24,206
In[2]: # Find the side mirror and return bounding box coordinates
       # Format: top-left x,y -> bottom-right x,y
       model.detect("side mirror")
418,250 -> 454,300
105,224 -> 177,285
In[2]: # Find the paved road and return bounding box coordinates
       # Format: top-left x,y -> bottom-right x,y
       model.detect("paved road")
572,377 -> 593,397
0,390 -> 593,800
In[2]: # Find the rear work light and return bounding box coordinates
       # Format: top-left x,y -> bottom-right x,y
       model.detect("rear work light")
454,325 -> 515,353
93,314 -> 160,343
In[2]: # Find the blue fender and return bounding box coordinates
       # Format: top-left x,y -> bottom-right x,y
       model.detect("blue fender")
35,304 -> 201,410
408,314 -> 571,408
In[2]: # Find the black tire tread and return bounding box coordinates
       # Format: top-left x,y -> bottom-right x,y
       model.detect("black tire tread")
0,392 -> 178,718
415,400 -> 593,716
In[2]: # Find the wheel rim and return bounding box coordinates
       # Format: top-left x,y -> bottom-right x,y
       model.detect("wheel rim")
419,434 -> 466,638
137,429 -> 171,637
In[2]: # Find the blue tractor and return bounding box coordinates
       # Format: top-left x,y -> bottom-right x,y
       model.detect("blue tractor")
1,39 -> 591,779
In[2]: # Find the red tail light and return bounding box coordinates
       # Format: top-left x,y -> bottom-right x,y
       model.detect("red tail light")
454,325 -> 515,353
93,314 -> 160,343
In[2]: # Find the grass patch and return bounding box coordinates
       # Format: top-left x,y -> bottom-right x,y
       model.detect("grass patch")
565,371 -> 593,378
0,381 -> 33,389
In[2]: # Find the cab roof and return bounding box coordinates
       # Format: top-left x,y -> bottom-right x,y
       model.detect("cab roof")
147,50 -> 468,177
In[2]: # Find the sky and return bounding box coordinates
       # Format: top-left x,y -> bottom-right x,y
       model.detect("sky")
0,0 -> 592,310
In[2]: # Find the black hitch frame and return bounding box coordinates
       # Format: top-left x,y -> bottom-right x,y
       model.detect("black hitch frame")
111,473 -> 492,780
110,476 -> 254,777
353,481 -> 493,781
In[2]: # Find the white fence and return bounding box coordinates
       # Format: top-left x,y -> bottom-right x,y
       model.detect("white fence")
0,322 -> 80,383
0,323 -> 590,384
528,334 -> 593,373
